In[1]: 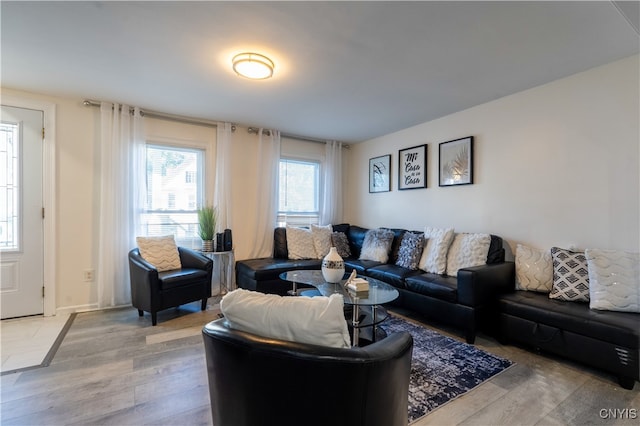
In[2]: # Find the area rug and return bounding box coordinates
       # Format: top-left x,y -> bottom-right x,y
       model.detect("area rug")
381,315 -> 513,424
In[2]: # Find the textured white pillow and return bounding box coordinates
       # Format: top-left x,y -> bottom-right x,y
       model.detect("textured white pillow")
359,228 -> 395,262
136,235 -> 181,272
515,244 -> 553,293
446,233 -> 491,276
418,227 -> 455,274
286,226 -> 317,260
220,289 -> 351,348
311,224 -> 333,259
586,249 -> 640,313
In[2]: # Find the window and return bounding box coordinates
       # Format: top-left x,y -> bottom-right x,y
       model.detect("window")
278,158 -> 320,227
0,122 -> 19,251
141,144 -> 204,247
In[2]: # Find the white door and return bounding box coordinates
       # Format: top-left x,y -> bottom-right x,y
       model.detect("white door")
0,105 -> 44,319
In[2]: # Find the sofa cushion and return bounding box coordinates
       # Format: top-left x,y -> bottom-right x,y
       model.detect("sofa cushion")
418,227 -> 455,274
344,259 -> 384,274
286,226 -> 317,260
236,258 -> 322,281
499,291 -> 640,349
346,225 -> 369,259
366,264 -> 422,289
586,249 -> 640,313
386,228 -> 407,264
273,228 -> 288,259
360,228 -> 395,263
136,235 -> 182,272
404,273 -> 459,303
515,244 -> 553,293
158,268 -> 209,290
446,233 -> 491,276
332,223 -> 350,234
395,231 -> 424,270
221,289 -> 350,348
487,235 -> 506,264
549,247 -> 590,302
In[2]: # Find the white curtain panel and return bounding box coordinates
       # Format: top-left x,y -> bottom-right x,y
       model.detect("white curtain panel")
320,140 -> 343,225
97,102 -> 145,308
214,122 -> 233,230
248,129 -> 281,258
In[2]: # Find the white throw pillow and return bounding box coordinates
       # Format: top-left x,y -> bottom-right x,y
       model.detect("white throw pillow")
515,244 -> 553,293
586,249 -> 640,313
136,235 -> 181,272
446,233 -> 491,276
220,289 -> 351,348
286,226 -> 317,260
418,227 -> 455,274
311,224 -> 333,259
549,247 -> 590,302
359,228 -> 395,263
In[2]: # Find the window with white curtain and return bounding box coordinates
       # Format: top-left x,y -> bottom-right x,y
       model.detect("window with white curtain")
141,144 -> 204,247
277,158 -> 320,227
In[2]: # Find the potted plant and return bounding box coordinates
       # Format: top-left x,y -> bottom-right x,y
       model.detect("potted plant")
197,205 -> 218,252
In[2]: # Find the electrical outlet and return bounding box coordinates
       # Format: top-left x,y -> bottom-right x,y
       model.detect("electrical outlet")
83,269 -> 94,282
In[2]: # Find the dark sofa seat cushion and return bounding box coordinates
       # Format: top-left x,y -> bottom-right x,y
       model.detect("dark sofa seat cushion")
343,258 -> 384,274
366,264 -> 422,289
499,291 -> 640,349
158,268 -> 209,290
236,258 -> 322,281
404,274 -> 459,303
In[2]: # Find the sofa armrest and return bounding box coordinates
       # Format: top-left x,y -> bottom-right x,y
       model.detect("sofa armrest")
457,261 -> 515,307
179,247 -> 214,272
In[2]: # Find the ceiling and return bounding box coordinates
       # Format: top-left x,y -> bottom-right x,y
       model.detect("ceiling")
2,1 -> 638,143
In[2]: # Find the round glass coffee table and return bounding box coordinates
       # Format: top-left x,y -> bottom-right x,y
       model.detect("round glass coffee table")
279,270 -> 399,347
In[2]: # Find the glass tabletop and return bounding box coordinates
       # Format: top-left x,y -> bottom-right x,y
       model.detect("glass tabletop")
279,270 -> 399,306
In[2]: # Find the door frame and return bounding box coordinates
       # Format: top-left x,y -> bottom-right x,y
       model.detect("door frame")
2,95 -> 56,317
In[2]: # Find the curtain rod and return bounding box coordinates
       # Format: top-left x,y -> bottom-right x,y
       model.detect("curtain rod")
83,99 -> 348,147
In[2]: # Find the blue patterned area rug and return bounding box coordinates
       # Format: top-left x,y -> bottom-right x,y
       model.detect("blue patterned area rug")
381,315 -> 514,424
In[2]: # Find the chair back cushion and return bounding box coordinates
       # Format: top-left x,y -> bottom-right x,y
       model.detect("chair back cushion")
220,289 -> 350,348
136,235 -> 181,272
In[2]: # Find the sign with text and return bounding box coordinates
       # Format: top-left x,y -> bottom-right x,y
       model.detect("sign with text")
399,144 -> 427,190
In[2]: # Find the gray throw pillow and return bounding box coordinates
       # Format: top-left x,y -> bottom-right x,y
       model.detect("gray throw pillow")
331,231 -> 352,259
396,232 -> 424,270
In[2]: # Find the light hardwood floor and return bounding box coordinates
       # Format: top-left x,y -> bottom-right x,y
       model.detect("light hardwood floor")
1,300 -> 638,426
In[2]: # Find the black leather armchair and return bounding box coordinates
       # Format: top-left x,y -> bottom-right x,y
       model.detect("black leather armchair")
128,247 -> 213,325
202,318 -> 413,426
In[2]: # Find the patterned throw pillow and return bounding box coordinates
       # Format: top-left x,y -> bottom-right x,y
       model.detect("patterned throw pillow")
286,226 -> 317,260
311,224 -> 333,259
515,244 -> 553,293
331,231 -> 352,259
549,247 -> 590,302
445,233 -> 491,276
359,228 -> 395,263
396,232 -> 424,270
136,235 -> 182,272
586,249 -> 640,313
418,227 -> 455,274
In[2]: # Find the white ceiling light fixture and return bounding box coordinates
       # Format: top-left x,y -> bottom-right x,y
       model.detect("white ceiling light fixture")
232,52 -> 274,80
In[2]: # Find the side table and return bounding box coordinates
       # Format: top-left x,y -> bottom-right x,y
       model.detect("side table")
202,250 -> 235,295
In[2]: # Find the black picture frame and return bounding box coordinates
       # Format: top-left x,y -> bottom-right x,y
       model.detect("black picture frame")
369,154 -> 391,193
398,144 -> 427,190
439,136 -> 473,186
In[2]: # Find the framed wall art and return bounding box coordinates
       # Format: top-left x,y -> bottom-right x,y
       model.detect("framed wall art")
369,154 -> 391,193
398,144 -> 427,190
439,136 -> 473,186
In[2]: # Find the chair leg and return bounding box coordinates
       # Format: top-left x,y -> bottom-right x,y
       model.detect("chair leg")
151,312 -> 157,326
138,309 -> 144,317
201,298 -> 207,311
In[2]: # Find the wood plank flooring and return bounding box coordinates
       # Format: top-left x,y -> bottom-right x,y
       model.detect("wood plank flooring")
1,300 -> 638,426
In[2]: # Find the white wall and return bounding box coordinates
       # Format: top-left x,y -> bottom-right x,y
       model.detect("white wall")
344,55 -> 640,258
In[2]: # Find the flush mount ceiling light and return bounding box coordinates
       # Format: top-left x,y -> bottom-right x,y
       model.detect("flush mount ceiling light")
232,52 -> 274,80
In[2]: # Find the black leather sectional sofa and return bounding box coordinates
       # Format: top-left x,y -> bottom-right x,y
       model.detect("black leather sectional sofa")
236,224 -> 515,344
236,223 -> 640,389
